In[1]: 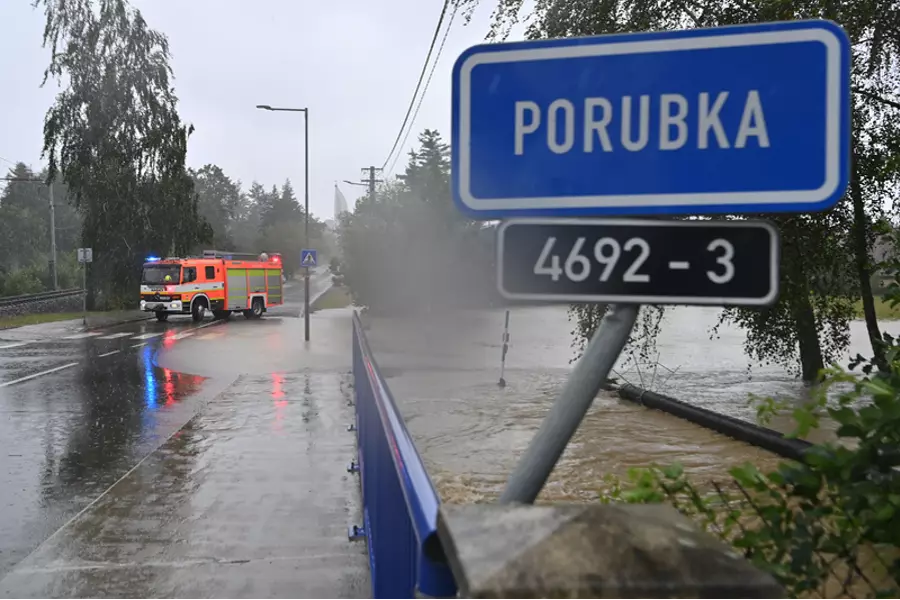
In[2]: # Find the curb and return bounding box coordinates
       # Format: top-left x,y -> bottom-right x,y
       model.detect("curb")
308,283 -> 337,313
84,313 -> 153,331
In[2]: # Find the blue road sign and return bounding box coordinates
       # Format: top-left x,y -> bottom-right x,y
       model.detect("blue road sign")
301,249 -> 317,268
451,20 -> 851,219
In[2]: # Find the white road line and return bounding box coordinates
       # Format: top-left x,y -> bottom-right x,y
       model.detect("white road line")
131,342 -> 147,348
131,332 -> 163,340
195,333 -> 221,340
0,342 -> 30,350
62,332 -> 103,340
171,331 -> 194,340
97,332 -> 132,340
97,350 -> 120,358
0,362 -> 79,388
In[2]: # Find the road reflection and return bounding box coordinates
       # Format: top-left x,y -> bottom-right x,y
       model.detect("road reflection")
0,342 -> 207,577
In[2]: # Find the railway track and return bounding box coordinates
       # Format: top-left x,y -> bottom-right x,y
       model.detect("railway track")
0,288 -> 84,308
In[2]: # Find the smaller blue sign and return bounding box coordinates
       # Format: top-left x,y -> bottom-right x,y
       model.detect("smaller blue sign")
301,249 -> 317,268
451,19 -> 851,219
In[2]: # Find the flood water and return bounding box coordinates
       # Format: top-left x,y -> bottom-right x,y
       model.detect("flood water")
365,305 -> 897,503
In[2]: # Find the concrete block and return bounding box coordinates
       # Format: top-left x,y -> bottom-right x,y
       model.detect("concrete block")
436,503 -> 784,598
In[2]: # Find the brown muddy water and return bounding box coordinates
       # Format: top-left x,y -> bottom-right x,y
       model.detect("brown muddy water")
364,305 -> 898,503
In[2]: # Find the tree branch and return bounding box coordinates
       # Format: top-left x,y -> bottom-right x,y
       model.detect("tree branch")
854,87 -> 900,111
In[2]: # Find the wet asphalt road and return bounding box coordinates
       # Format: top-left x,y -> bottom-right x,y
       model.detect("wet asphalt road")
0,316 -> 220,577
0,269 -> 369,597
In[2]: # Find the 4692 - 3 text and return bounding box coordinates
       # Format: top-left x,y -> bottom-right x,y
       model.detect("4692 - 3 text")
497,218 -> 779,307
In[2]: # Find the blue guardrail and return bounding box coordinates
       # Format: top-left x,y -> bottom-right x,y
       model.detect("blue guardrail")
351,311 -> 457,598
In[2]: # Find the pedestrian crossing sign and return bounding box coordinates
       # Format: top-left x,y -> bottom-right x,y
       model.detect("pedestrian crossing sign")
301,249 -> 317,268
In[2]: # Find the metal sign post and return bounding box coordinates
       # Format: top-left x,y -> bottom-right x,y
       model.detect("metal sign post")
498,310 -> 510,387
499,304 -> 639,503
450,19 -> 851,504
77,248 -> 92,324
300,249 -> 317,342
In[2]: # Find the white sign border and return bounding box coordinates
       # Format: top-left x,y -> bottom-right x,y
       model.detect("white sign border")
458,27 -> 843,213
496,217 -> 780,306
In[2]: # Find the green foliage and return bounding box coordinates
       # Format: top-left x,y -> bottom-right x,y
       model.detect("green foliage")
35,0 -> 209,309
567,303 -> 666,364
0,162 -> 82,295
188,171 -> 328,277
0,267 -> 45,297
604,346 -> 900,598
334,130 -> 496,314
190,164 -> 243,250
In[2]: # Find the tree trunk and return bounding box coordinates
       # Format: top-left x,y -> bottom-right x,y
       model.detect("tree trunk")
793,290 -> 825,382
849,146 -> 886,369
783,236 -> 825,382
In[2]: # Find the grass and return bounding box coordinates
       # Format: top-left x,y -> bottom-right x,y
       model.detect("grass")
852,297 -> 900,320
0,312 -> 86,330
311,286 -> 352,312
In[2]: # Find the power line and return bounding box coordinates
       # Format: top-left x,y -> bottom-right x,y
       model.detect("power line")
381,0 -> 450,172
386,1 -> 458,177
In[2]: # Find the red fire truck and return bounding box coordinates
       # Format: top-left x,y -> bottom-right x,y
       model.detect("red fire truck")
140,250 -> 284,322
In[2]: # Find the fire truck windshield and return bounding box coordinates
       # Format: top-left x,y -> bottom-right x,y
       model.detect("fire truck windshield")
142,264 -> 181,285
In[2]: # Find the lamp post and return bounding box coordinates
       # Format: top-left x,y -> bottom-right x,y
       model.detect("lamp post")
256,104 -> 311,342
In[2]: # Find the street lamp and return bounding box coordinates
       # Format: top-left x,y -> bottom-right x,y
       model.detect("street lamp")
256,103 -> 311,342
343,180 -> 367,187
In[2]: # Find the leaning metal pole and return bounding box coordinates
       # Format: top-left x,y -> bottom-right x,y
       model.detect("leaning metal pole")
499,303 -> 640,504
303,109 -> 311,342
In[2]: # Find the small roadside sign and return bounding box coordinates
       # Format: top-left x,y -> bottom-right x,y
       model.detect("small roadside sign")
301,249 -> 317,268
497,218 -> 779,307
451,20 -> 851,219
77,248 -> 93,263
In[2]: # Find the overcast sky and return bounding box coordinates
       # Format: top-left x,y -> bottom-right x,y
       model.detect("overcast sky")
0,0 -> 523,220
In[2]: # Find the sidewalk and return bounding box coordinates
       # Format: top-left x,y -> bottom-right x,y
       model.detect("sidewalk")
0,309 -> 369,598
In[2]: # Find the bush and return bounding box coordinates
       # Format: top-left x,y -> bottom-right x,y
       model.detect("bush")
0,266 -> 45,296
607,346 -> 900,598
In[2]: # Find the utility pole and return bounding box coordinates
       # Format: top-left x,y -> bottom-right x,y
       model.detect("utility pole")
1,176 -> 59,289
48,182 -> 58,290
361,167 -> 383,204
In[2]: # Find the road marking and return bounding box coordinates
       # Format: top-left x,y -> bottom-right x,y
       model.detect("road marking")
97,332 -> 132,340
0,362 -> 79,388
62,332 -> 103,340
0,342 -> 29,350
131,332 -> 163,340
171,331 -> 194,340
131,342 -> 147,348
97,349 -> 120,358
